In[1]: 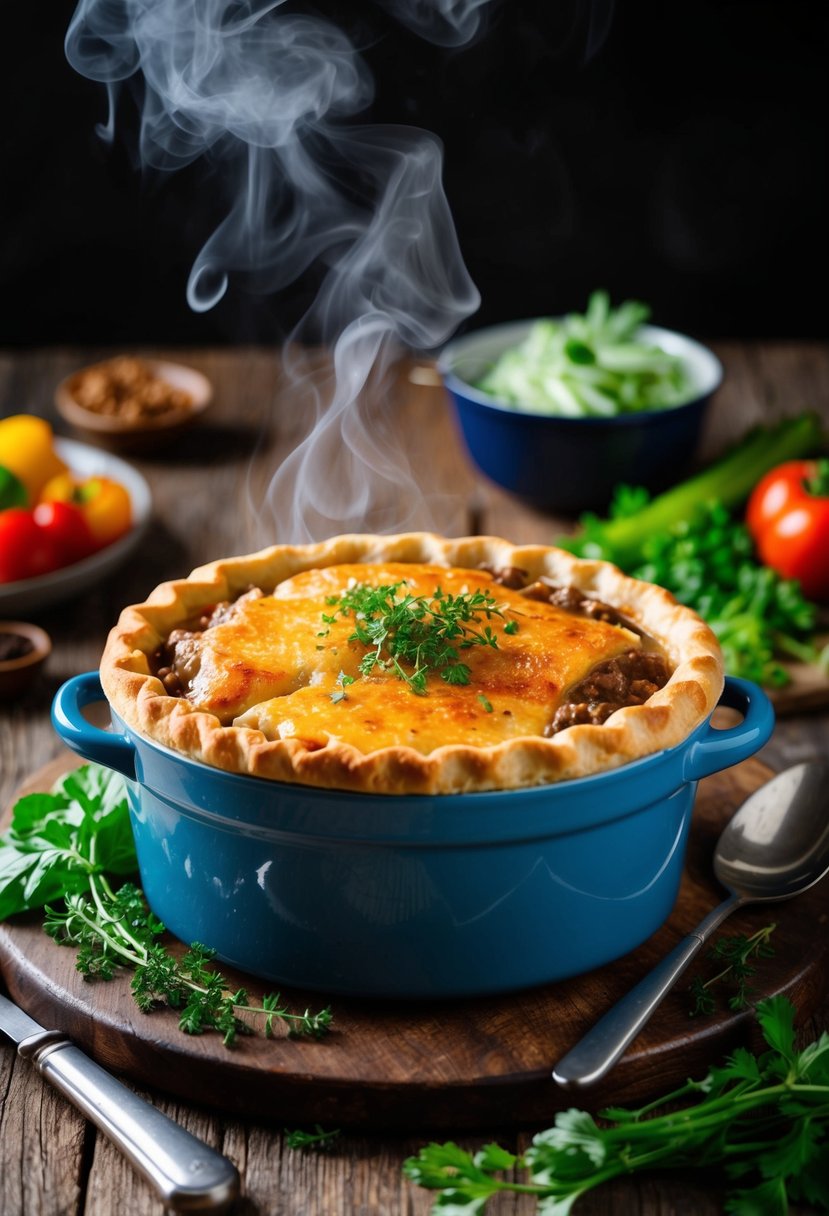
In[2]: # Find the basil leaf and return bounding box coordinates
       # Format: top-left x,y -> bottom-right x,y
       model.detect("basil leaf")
0,839 -> 92,919
0,764 -> 136,917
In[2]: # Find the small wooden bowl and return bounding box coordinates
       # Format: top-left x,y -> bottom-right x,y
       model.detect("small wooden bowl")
55,356 -> 213,455
0,621 -> 51,699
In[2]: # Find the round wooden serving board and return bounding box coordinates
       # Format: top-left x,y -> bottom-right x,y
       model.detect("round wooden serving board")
1,755 -> 827,1130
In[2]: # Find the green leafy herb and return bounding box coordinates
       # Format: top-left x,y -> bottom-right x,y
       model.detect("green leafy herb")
330,670 -> 355,704
689,924 -> 777,1016
0,764 -> 136,920
559,414 -> 828,687
477,693 -> 494,713
1,765 -> 332,1045
284,1125 -> 341,1151
404,995 -> 829,1214
475,291 -> 694,417
324,580 -> 512,695
628,500 -> 822,687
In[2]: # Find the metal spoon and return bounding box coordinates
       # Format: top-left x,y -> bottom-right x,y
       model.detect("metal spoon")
553,759 -> 829,1090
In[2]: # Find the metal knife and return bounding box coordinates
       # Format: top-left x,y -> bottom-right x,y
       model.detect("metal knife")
0,991 -> 239,1212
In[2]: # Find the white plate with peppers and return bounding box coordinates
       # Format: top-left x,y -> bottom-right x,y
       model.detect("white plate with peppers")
0,422 -> 151,614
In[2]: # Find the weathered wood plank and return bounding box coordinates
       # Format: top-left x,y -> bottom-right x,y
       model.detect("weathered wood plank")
0,1052 -> 86,1216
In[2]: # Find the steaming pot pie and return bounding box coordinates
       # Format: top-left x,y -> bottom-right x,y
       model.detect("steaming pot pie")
100,533 -> 723,794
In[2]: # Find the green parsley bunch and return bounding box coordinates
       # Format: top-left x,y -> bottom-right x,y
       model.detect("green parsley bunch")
405,995 -> 829,1213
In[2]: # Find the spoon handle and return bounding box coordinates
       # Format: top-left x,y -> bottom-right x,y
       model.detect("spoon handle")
553,894 -> 742,1089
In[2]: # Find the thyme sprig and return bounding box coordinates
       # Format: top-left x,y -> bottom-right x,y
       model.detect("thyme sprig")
45,882 -> 332,1045
688,924 -> 777,1016
323,580 -> 516,695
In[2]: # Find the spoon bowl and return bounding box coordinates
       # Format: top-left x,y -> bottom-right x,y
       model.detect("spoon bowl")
714,760 -> 829,901
554,759 -> 829,1089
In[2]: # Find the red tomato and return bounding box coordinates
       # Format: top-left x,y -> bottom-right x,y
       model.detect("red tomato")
0,509 -> 60,582
746,459 -> 829,602
33,500 -> 95,565
39,472 -> 132,550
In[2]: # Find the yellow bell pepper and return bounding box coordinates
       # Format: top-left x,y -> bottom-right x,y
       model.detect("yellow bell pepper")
39,472 -> 132,549
0,415 -> 68,502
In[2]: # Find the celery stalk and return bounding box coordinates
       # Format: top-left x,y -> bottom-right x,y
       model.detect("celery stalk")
561,413 -> 825,567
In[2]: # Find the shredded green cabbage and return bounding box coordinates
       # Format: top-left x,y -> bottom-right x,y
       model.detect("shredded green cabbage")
476,291 -> 694,417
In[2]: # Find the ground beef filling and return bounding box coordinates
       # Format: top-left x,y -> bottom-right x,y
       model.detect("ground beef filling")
152,571 -> 670,733
153,587 -> 264,695
545,650 -> 670,735
485,565 -> 670,734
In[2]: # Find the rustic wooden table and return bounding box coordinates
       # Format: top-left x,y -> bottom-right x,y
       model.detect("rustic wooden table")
0,343 -> 827,1215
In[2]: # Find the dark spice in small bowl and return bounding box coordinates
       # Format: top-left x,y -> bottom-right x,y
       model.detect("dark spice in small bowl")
0,621 -> 51,699
0,632 -> 35,662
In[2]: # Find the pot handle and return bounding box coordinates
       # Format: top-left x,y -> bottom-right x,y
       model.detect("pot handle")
51,672 -> 137,782
682,676 -> 775,783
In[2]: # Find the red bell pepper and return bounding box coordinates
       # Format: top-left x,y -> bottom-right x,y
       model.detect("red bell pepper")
0,509 -> 59,582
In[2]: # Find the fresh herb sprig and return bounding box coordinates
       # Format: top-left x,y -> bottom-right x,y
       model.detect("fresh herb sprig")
284,1125 -> 341,1151
689,924 -> 777,1016
324,580 -> 514,695
404,995 -> 829,1214
628,499 -> 824,687
0,765 -> 332,1045
44,883 -> 332,1045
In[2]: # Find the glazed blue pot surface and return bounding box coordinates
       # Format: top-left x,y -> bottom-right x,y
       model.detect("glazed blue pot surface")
52,673 -> 773,998
439,321 -> 723,513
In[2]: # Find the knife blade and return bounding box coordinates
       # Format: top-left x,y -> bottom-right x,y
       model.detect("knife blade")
0,991 -> 239,1213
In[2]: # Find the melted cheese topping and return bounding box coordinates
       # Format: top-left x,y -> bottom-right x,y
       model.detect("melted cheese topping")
176,563 -> 643,755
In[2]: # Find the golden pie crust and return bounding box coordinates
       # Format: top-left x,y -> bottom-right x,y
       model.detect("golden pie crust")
100,533 -> 724,794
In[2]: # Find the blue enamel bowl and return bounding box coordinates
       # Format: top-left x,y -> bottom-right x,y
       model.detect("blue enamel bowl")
439,321 -> 723,514
52,672 -> 773,999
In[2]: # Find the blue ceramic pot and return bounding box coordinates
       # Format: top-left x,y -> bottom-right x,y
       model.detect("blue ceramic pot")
52,672 -> 773,999
439,321 -> 723,514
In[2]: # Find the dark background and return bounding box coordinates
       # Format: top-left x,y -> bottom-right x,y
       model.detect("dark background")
2,0 -> 827,347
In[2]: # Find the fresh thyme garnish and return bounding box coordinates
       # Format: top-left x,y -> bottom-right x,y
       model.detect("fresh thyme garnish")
688,923 -> 777,1016
330,670 -> 355,704
284,1125 -> 341,1151
477,693 -> 494,712
323,580 -> 516,695
0,765 -> 333,1047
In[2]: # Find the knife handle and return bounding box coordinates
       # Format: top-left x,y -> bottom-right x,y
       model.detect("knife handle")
18,1029 -> 239,1212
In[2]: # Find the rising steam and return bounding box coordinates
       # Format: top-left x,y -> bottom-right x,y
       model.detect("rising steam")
66,0 -> 490,543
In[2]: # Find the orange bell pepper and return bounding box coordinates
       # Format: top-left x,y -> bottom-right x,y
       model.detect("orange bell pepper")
39,472 -> 132,549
